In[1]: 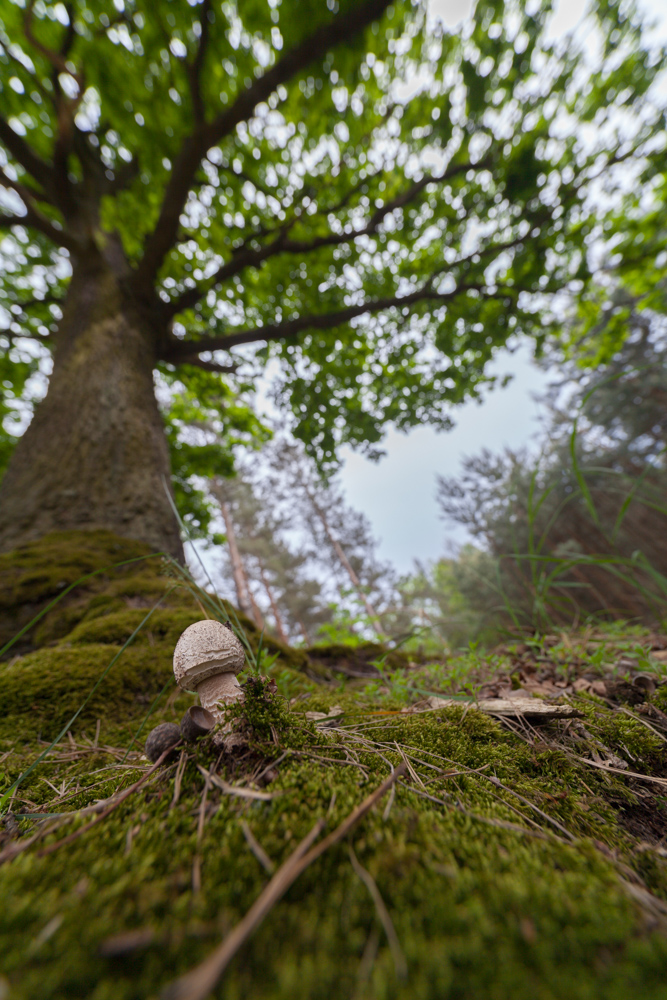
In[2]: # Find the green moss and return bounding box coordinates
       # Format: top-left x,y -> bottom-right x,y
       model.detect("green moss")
262,662 -> 320,699
64,608 -> 202,647
0,643 -> 173,742
650,685 -> 667,713
3,532 -> 667,999
0,530 -> 159,653
226,675 -> 313,751
307,640 -> 417,675
3,711 -> 667,1000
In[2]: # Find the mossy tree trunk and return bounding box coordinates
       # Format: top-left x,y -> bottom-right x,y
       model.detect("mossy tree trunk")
0,254 -> 184,560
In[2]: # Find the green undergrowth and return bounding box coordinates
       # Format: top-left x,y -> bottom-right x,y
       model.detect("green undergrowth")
3,532 -> 667,999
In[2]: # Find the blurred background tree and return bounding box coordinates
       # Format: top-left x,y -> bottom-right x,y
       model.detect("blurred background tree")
436,297 -> 667,635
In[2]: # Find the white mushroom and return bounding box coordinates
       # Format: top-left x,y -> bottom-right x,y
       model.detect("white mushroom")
173,620 -> 245,724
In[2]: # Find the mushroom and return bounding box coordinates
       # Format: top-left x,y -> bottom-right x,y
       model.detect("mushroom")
145,722 -> 181,763
180,705 -> 215,742
173,620 -> 245,725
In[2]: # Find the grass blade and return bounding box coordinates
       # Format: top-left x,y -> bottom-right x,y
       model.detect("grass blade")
0,586 -> 177,815
0,552 -> 166,660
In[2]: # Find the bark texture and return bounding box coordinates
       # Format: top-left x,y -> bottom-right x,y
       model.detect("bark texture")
0,259 -> 183,559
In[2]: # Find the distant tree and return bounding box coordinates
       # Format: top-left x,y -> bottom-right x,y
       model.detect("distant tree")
209,476 -> 259,625
396,546 -> 499,649
0,0 -> 664,558
437,308 -> 667,628
212,468 -> 332,643
547,301 -> 667,470
262,437 -> 396,635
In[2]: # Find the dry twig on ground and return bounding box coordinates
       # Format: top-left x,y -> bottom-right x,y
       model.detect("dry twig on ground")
160,762 -> 407,1000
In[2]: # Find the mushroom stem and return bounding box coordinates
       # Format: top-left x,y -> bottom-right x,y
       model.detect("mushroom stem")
196,672 -> 243,724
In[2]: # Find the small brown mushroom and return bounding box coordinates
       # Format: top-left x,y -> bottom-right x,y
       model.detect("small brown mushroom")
145,722 -> 181,763
633,674 -> 657,697
180,705 -> 215,742
173,620 -> 245,724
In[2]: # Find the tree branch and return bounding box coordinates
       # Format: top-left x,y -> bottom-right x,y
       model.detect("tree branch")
23,0 -> 84,213
0,203 -> 76,250
171,356 -> 239,374
188,0 -> 212,125
133,0 -> 394,291
161,283 -> 465,362
206,0 -> 393,147
107,154 -> 140,195
0,325 -> 52,343
0,115 -> 54,193
165,158 -> 481,318
0,39 -> 53,107
10,291 -> 64,313
0,164 -> 52,209
0,163 -> 76,248
24,0 -> 82,84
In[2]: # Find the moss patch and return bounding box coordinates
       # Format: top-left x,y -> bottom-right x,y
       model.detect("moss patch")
3,533 -> 667,999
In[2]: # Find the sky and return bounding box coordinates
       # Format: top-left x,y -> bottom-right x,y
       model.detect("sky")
339,342 -> 552,572
336,0 -> 667,575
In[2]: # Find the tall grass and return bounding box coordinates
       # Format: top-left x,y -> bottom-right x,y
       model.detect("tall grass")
491,419 -> 667,634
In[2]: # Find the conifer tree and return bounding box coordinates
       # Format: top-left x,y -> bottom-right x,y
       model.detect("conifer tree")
212,467 -> 332,643
261,437 -> 396,635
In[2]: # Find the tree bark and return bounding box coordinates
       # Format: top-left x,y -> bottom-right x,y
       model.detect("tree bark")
0,257 -> 184,559
213,488 -> 257,624
258,562 -> 289,644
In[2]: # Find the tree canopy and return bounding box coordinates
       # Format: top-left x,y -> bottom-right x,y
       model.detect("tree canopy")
0,0 -> 665,522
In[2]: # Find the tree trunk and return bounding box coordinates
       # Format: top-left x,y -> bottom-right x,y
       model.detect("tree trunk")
258,562 -> 289,644
304,488 -> 383,636
0,258 -> 183,559
213,488 -> 257,624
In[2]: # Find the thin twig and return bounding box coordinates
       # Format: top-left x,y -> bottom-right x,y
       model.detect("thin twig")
299,750 -> 369,774
482,775 -> 576,841
478,786 -> 553,835
348,844 -> 407,980
197,771 -> 211,844
394,742 -> 424,787
399,783 -> 558,843
352,926 -> 380,999
202,767 -> 279,801
382,780 -> 396,821
566,753 -> 667,788
160,763 -> 407,1000
36,746 -> 179,857
0,766 -> 165,866
616,705 -> 667,743
252,750 -> 291,785
240,821 -> 275,874
171,750 -> 188,809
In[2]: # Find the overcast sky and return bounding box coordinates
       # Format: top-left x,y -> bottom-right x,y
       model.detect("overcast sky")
338,0 -> 667,575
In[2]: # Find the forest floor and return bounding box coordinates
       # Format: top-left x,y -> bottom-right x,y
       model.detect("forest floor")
2,532 -> 667,999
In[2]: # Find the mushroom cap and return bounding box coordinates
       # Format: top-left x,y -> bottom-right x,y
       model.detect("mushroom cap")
173,619 -> 245,691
